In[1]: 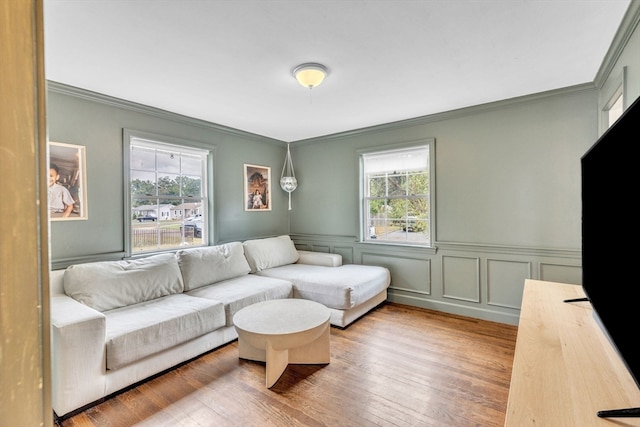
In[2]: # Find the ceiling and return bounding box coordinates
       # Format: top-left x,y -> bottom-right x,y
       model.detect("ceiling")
43,1 -> 631,142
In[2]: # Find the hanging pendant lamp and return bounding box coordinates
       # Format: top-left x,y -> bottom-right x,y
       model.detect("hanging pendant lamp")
280,143 -> 297,210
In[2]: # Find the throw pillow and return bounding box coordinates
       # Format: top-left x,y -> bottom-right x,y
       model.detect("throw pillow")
242,235 -> 300,272
176,242 -> 251,291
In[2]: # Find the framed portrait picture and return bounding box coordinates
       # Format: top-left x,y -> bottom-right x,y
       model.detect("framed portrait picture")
48,141 -> 88,221
244,164 -> 271,211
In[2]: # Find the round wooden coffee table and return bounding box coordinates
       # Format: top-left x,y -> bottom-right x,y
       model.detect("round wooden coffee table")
233,299 -> 331,387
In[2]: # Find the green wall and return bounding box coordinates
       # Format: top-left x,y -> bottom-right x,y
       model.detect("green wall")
290,89 -> 596,249
47,85 -> 290,266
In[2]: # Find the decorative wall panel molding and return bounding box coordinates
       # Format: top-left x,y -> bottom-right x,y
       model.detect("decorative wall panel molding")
290,233 -> 582,325
442,255 -> 480,302
334,246 -> 355,264
539,262 -> 582,285
365,253 -> 431,296
311,245 -> 331,253
486,259 -> 532,309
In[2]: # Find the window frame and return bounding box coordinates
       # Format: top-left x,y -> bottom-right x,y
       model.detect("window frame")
123,129 -> 214,257
605,88 -> 624,129
359,139 -> 436,247
600,66 -> 627,133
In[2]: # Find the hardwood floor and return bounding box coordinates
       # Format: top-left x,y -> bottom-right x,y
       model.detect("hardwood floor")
58,303 -> 517,427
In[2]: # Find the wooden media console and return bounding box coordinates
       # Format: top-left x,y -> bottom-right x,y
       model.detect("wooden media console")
505,279 -> 640,426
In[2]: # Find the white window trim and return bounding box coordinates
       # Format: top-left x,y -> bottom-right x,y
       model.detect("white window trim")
358,138 -> 436,248
600,66 -> 627,134
123,129 -> 214,257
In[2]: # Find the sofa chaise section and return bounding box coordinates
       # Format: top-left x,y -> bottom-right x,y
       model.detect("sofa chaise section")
242,235 -> 391,327
255,263 -> 390,327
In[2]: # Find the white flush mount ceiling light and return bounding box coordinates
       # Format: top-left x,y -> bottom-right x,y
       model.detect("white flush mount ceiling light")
293,63 -> 328,89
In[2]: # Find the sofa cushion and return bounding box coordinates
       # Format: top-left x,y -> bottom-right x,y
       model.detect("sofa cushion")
176,242 -> 251,291
256,264 -> 391,310
242,235 -> 300,273
104,294 -> 225,370
63,253 -> 184,312
186,275 -> 292,326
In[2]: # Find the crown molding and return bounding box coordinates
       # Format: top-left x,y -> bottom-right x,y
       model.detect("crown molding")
292,83 -> 596,146
594,0 -> 640,89
46,80 -> 284,146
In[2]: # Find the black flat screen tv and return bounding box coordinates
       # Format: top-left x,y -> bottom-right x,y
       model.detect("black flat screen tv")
581,94 -> 640,418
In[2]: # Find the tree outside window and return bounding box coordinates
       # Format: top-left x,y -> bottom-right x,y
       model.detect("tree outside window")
362,143 -> 433,246
126,132 -> 210,254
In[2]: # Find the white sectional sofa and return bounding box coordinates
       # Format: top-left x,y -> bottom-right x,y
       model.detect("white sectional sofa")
50,235 -> 390,419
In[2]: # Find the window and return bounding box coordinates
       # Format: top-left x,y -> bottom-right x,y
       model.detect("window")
602,67 -> 626,132
361,141 -> 434,246
606,92 -> 624,128
124,131 -> 210,254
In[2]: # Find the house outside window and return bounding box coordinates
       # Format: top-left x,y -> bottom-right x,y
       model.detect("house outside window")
124,130 -> 210,254
361,141 -> 434,246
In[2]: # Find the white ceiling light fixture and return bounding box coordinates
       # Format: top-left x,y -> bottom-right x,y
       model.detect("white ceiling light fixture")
293,63 -> 328,89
